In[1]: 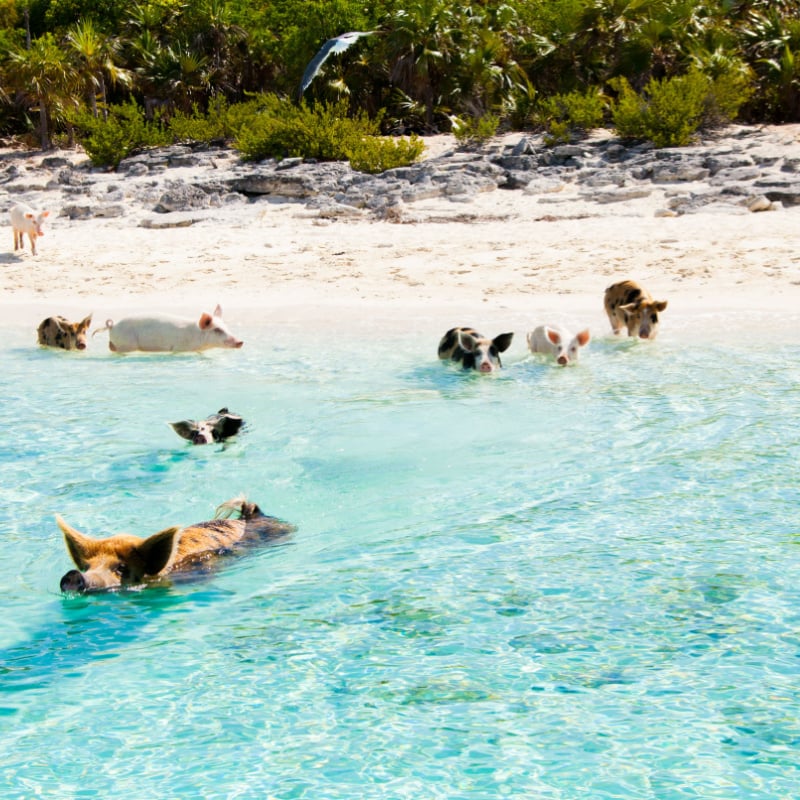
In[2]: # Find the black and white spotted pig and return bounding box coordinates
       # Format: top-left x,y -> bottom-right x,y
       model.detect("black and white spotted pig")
170,408 -> 244,445
437,327 -> 514,373
37,314 -> 93,350
604,280 -> 668,340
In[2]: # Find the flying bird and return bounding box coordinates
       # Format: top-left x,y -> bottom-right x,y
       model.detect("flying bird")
298,30 -> 378,99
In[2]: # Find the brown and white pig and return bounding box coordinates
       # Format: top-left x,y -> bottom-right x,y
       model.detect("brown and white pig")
604,280 -> 668,340
527,324 -> 590,365
37,314 -> 93,351
10,203 -> 49,255
58,496 -> 295,593
438,326 -> 514,373
99,305 -> 243,352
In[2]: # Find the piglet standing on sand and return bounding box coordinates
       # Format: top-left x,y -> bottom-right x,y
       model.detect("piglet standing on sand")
98,305 -> 244,353
10,203 -> 49,255
527,324 -> 590,365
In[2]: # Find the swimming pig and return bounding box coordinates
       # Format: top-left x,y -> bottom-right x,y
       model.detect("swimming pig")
58,496 -> 294,593
97,305 -> 243,353
37,314 -> 93,351
170,407 -> 244,445
438,327 -> 514,372
527,324 -> 590,365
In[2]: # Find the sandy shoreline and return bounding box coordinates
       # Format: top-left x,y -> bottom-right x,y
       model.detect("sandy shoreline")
3,129 -> 800,340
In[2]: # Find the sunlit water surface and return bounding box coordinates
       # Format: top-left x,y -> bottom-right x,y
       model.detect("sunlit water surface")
1,319 -> 799,799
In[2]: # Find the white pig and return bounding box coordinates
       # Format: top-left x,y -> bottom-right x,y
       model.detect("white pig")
100,305 -> 244,353
527,324 -> 590,366
10,203 -> 49,255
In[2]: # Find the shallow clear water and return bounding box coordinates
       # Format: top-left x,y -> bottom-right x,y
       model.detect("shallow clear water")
1,319 -> 799,799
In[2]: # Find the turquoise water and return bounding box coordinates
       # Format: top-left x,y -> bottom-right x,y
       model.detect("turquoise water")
1,318 -> 799,799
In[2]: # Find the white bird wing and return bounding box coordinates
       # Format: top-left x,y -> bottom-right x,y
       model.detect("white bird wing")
298,31 -> 376,99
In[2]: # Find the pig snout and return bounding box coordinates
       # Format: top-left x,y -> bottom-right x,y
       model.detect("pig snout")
479,361 -> 493,373
557,355 -> 568,365
60,570 -> 87,593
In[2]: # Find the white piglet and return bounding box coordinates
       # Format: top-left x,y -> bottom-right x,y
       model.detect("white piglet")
527,324 -> 590,366
10,203 -> 49,255
100,305 -> 244,353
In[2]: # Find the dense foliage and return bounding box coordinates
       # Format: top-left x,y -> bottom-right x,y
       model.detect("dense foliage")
2,0 -> 799,159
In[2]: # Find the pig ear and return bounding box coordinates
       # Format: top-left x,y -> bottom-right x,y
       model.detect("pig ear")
134,526 -> 181,576
218,415 -> 244,439
545,327 -> 561,345
79,314 -> 93,331
24,212 -> 34,221
42,210 -> 50,218
655,300 -> 668,311
198,312 -> 213,330
493,332 -> 514,353
577,329 -> 591,346
57,515 -> 97,570
457,331 -> 478,352
213,304 -> 223,317
169,421 -> 196,441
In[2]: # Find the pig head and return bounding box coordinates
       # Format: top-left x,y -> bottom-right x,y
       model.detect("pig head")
604,280 -> 668,340
170,407 -> 244,445
527,324 -> 590,365
37,314 -> 93,351
438,327 -> 514,372
59,496 -> 295,592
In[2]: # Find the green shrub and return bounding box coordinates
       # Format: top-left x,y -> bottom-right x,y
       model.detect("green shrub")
168,95 -> 281,144
70,100 -> 170,168
345,134 -> 424,173
707,70 -> 755,124
234,98 -> 384,162
450,113 -> 500,146
610,68 -> 750,148
234,95 -> 424,171
534,88 -> 606,145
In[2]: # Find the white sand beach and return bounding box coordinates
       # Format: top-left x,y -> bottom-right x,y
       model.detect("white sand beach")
3,127 -> 800,341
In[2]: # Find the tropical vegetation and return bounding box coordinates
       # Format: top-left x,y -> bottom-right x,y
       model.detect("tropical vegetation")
1,0 -> 799,165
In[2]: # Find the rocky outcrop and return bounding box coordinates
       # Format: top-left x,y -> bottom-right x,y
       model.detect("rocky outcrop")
1,125 -> 798,225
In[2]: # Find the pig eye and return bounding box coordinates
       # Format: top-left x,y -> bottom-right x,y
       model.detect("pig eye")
113,563 -> 131,580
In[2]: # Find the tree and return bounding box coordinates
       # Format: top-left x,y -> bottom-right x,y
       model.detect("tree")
66,19 -> 131,117
7,33 -> 80,148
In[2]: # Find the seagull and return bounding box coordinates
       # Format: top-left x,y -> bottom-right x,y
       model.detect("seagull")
298,30 -> 378,99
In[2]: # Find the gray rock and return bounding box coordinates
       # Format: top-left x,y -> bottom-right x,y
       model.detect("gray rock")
60,204 -> 94,219
276,157 -> 304,170
754,176 -> 800,205
123,163 -> 150,177
154,182 -> 211,213
651,164 -> 710,183
40,156 -> 71,168
746,195 -> 772,212
94,204 -> 126,218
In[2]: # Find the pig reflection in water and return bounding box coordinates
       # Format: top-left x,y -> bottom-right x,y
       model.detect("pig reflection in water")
58,496 -> 295,593
97,304 -> 243,353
